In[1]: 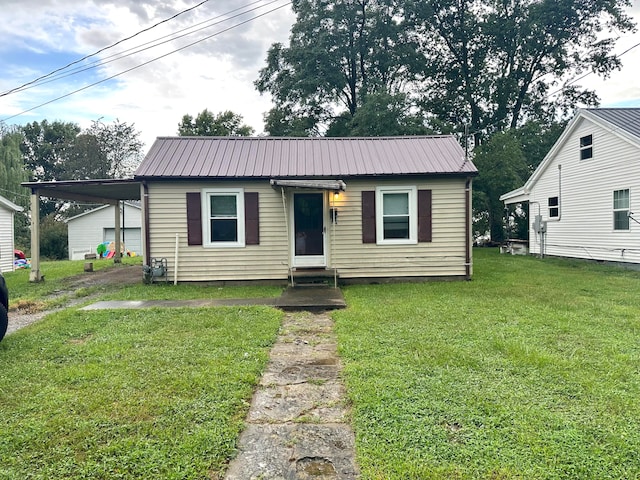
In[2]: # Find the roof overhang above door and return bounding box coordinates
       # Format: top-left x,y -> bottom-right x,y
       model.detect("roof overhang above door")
270,179 -> 346,191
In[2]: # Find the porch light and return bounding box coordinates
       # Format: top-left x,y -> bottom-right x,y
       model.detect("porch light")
333,191 -> 339,199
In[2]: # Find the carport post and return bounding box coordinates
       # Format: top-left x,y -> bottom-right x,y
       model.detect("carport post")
114,200 -> 122,263
29,188 -> 43,282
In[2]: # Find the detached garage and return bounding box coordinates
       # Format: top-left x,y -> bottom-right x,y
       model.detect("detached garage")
65,202 -> 143,260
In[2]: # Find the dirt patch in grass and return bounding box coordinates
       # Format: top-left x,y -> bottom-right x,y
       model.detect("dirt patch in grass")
8,264 -> 142,335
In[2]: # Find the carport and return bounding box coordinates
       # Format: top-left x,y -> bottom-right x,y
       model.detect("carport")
21,179 -> 141,282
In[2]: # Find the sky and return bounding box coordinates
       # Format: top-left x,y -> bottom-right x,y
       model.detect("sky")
1,0 -> 640,152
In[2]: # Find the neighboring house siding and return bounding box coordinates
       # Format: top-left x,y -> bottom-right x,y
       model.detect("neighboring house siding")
527,117 -> 640,263
68,204 -> 143,260
146,177 -> 469,282
0,206 -> 16,273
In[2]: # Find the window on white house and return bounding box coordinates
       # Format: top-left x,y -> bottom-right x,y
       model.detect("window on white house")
613,189 -> 630,231
203,188 -> 245,247
376,186 -> 417,244
580,134 -> 593,160
548,196 -> 559,218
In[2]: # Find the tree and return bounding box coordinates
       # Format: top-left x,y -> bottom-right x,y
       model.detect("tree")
0,126 -> 30,250
259,0 -> 634,138
326,92 -> 430,136
21,120 -> 81,183
61,133 -> 110,180
407,0 -> 634,141
256,0 -> 422,134
85,119 -> 144,178
178,110 -> 254,136
473,131 -> 529,243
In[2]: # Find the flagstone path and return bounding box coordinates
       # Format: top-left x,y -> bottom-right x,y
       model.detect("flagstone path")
224,311 -> 359,479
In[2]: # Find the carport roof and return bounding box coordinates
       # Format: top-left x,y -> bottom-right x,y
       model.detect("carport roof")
21,179 -> 141,203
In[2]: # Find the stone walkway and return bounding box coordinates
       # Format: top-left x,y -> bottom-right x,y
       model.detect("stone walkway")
224,312 -> 359,479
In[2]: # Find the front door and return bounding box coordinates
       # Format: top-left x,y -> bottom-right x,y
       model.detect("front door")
292,192 -> 326,267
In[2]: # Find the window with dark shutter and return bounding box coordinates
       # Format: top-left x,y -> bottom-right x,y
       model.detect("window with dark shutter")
244,192 -> 260,245
186,192 -> 202,246
418,189 -> 432,242
362,191 -> 376,243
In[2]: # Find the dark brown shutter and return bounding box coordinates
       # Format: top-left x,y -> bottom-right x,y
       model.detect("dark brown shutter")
186,192 -> 202,246
362,191 -> 376,244
244,192 -> 259,245
418,189 -> 432,243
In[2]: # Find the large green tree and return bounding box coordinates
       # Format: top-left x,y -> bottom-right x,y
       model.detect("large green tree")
0,126 -> 30,250
473,131 -> 530,243
178,110 -> 254,136
84,119 -> 144,178
258,0 -> 634,137
21,120 -> 81,183
408,0 -> 634,141
256,0 -> 423,135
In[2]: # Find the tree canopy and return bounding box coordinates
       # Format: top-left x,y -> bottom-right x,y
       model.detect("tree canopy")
257,0 -> 634,138
178,110 -> 254,136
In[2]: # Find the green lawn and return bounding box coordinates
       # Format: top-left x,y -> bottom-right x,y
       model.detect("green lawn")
3,250 -> 639,479
334,249 -> 640,479
0,306 -> 281,479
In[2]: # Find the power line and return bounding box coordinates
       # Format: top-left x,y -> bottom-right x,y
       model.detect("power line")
0,0 -> 211,97
5,0 -> 285,96
465,39 -> 640,139
0,1 -> 292,123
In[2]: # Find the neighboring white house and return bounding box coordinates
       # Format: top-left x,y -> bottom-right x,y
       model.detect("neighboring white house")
501,108 -> 640,264
65,202 -> 143,260
0,195 -> 23,273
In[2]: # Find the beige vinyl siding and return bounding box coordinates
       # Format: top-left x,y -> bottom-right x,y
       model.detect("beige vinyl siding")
0,207 -> 16,273
147,181 -> 289,282
146,177 -> 470,282
528,117 -> 640,263
329,178 -> 469,278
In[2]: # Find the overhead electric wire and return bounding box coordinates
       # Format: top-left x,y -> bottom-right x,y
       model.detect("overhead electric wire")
5,0 -> 286,95
0,0 -> 211,97
0,1 -> 292,123
465,38 -> 640,139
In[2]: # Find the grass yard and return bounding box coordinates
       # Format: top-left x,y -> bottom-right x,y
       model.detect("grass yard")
335,248 -> 640,479
0,306 -> 281,479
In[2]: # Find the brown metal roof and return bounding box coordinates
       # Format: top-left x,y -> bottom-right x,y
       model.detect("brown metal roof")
134,136 -> 477,179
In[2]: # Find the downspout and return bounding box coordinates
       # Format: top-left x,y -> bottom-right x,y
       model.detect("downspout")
143,181 -> 151,266
280,187 -> 291,285
557,164 -> 562,221
465,178 -> 472,280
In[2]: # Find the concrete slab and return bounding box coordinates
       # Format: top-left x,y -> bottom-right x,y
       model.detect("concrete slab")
275,287 -> 346,311
81,298 -> 278,310
81,286 -> 347,312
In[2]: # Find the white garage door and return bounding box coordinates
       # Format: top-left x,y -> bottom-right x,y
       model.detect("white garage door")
104,228 -> 143,256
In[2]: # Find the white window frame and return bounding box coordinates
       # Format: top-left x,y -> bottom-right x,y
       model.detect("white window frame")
580,134 -> 593,160
613,189 -> 630,231
375,186 -> 418,245
202,188 -> 245,247
548,196 -> 559,218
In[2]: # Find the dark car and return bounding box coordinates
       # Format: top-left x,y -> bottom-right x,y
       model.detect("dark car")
0,272 -> 8,342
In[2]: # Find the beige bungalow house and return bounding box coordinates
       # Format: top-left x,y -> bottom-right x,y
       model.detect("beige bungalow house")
134,136 -> 477,284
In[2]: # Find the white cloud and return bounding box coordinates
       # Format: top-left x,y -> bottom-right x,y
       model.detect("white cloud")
0,0 -> 294,148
